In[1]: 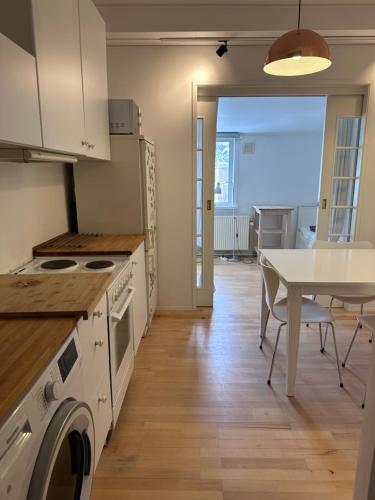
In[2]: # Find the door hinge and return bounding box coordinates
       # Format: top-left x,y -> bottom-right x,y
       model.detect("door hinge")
321,199 -> 327,210
207,200 -> 212,211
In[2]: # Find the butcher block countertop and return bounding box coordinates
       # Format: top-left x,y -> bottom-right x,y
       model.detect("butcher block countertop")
0,317 -> 78,423
33,232 -> 145,256
0,273 -> 111,320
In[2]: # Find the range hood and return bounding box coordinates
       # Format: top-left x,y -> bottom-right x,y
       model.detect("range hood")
0,149 -> 78,163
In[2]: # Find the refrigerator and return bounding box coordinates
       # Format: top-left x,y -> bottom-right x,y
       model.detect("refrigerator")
74,135 -> 157,325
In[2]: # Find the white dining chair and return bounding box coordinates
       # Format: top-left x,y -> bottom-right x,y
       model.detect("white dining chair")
343,314 -> 375,408
259,254 -> 343,387
312,240 -> 375,352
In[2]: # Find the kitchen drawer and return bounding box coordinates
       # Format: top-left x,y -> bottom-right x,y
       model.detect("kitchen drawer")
90,369 -> 112,469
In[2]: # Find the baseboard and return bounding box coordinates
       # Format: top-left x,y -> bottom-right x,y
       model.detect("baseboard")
156,306 -> 197,311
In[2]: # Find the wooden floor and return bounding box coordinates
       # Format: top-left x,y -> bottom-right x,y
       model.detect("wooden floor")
92,259 -> 371,500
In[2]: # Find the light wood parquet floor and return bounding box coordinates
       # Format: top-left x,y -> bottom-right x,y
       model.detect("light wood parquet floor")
92,259 -> 371,500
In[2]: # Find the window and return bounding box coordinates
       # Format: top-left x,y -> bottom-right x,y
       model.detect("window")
214,136 -> 236,208
328,117 -> 363,242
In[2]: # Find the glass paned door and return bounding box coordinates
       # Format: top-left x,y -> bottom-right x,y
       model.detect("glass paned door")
196,118 -> 203,288
328,117 -> 362,242
195,98 -> 217,306
317,95 -> 364,242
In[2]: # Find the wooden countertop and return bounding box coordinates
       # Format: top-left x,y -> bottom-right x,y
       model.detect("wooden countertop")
0,273 -> 111,320
33,233 -> 145,256
0,317 -> 78,423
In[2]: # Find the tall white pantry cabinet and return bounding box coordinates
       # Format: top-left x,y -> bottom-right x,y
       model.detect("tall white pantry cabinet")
74,135 -> 157,327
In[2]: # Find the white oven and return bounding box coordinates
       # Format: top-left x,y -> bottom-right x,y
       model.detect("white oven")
107,264 -> 136,426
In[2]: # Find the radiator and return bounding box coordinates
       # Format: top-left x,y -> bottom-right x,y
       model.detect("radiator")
214,215 -> 251,251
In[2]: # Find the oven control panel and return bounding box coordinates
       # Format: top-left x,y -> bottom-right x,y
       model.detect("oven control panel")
108,263 -> 133,310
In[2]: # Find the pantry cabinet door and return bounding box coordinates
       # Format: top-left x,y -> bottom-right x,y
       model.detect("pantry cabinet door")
132,242 -> 148,352
79,0 -> 110,160
31,0 -> 86,154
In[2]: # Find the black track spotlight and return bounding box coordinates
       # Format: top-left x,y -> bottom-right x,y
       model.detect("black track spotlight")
216,40 -> 228,58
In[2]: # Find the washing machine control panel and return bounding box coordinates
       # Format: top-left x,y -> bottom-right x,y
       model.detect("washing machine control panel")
32,332 -> 81,419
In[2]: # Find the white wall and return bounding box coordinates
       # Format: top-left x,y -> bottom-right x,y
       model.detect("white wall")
0,163 -> 69,273
215,133 -> 323,247
238,134 -> 322,214
107,43 -> 375,308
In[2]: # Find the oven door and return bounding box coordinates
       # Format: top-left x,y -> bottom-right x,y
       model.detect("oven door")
108,286 -> 136,424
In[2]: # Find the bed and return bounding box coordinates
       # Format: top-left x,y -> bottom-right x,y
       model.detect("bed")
296,205 -> 318,249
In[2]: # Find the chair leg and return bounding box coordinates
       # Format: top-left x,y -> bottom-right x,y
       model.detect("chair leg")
267,322 -> 285,385
342,321 -> 361,367
259,309 -> 270,350
329,323 -> 344,388
362,389 -> 366,409
318,323 -> 323,351
359,304 -> 364,328
306,296 -> 318,328
322,297 -> 334,352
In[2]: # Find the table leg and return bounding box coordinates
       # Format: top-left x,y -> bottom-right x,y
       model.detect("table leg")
286,286 -> 302,397
260,278 -> 269,344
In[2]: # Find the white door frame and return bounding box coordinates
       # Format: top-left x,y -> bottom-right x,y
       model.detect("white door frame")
192,79 -> 375,500
192,81 -> 371,308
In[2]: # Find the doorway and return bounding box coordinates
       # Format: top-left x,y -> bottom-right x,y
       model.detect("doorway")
195,91 -> 365,308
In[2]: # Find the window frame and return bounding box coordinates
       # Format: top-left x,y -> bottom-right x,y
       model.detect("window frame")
214,134 -> 238,209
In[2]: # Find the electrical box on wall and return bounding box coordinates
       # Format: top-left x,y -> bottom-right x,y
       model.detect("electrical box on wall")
243,141 -> 255,154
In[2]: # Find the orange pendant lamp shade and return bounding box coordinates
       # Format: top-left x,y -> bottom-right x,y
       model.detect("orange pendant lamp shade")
264,28 -> 332,76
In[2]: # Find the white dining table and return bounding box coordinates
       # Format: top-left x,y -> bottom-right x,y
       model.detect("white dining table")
260,249 -> 375,397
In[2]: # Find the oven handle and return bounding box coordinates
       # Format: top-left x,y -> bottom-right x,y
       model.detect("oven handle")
111,287 -> 136,322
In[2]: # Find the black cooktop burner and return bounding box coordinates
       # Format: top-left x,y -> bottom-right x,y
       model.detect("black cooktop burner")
85,260 -> 115,270
41,259 -> 78,270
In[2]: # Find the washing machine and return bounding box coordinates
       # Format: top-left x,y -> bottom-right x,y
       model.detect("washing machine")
0,328 -> 95,500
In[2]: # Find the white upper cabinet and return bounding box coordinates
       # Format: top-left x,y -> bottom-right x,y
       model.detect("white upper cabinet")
31,0 -> 86,155
0,0 -> 109,157
79,0 -> 110,160
0,33 -> 42,147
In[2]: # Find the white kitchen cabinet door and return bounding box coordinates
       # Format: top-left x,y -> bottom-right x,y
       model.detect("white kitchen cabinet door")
0,34 -> 42,147
77,293 -> 111,467
132,242 -> 148,352
91,370 -> 112,469
31,0 -> 86,154
77,294 -> 108,393
79,0 -> 110,160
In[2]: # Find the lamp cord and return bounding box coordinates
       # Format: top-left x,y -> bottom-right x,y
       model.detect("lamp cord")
297,0 -> 302,30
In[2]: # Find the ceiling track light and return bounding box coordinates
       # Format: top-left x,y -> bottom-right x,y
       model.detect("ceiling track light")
216,40 -> 228,57
263,0 -> 332,76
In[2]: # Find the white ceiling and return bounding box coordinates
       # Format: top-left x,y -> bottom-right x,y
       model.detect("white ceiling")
216,96 -> 327,135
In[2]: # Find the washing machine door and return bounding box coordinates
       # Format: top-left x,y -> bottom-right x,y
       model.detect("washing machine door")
28,400 -> 95,500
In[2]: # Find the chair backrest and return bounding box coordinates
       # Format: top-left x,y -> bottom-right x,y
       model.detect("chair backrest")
260,254 -> 280,314
313,240 -> 374,250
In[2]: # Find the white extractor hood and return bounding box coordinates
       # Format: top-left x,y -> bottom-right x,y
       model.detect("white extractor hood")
0,148 -> 78,163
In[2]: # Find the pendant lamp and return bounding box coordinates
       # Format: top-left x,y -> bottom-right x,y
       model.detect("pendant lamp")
264,0 -> 332,76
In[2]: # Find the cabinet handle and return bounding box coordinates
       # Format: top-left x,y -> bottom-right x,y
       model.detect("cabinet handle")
93,311 -> 103,318
98,395 -> 108,404
94,339 -> 104,347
